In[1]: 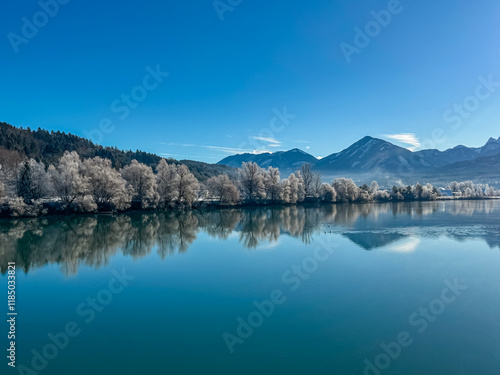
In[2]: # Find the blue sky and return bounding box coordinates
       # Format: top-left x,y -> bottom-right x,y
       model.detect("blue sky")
1,0 -> 500,162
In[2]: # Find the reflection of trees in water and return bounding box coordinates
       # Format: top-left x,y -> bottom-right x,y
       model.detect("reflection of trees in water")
196,210 -> 241,241
122,214 -> 160,259
328,203 -> 373,226
0,212 -> 202,275
447,199 -> 497,216
0,216 -> 124,276
1,200 -> 499,275
239,209 -> 279,248
388,201 -> 441,217
237,206 -> 321,248
156,211 -> 199,258
316,203 -> 439,226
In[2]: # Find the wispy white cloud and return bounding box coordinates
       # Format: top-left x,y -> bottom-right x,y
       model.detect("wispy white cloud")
306,146 -> 310,150
167,142 -> 273,155
202,145 -> 251,154
160,152 -> 220,160
383,133 -> 421,151
168,142 -> 197,147
252,136 -> 281,144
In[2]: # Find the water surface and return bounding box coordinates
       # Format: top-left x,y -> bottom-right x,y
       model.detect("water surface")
1,201 -> 500,374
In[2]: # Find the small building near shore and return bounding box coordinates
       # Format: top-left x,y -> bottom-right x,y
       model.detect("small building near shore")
439,188 -> 453,197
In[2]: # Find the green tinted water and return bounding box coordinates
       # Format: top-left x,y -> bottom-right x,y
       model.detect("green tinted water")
1,201 -> 499,374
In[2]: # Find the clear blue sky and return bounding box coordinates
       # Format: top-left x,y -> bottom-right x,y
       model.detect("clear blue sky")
1,0 -> 500,162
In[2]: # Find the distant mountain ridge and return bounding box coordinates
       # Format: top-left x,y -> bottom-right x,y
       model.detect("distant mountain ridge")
218,148 -> 318,174
432,151 -> 500,181
414,136 -> 500,167
218,135 -> 500,185
314,136 -> 430,173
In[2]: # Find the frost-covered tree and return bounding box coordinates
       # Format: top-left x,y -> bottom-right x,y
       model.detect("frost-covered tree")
369,180 -> 390,201
2,197 -> 45,217
294,171 -> 306,202
263,167 -> 281,203
121,160 -> 159,209
238,162 -> 265,201
448,181 -> 484,198
288,174 -> 300,203
375,190 -> 390,201
280,179 -> 291,203
206,175 -> 240,204
332,178 -> 359,202
448,181 -> 460,194
300,163 -> 315,197
420,183 -> 440,200
197,183 -> 210,203
83,157 -> 130,210
451,181 -> 472,196
319,183 -> 337,202
391,182 -> 439,201
485,185 -> 496,197
49,151 -> 90,210
311,172 -> 322,198
281,173 -> 302,203
176,164 -> 199,205
358,184 -> 374,202
156,159 -> 179,208
16,159 -> 49,203
30,159 -> 50,199
412,183 -> 424,200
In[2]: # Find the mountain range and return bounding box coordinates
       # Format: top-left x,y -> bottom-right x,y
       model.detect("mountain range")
219,136 -> 500,186
1,122 -> 498,187
218,148 -> 318,171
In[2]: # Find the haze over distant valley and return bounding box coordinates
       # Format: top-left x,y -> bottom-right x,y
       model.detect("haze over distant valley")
218,135 -> 500,187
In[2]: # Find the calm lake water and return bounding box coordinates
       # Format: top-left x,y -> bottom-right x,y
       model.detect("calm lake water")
2,201 -> 500,375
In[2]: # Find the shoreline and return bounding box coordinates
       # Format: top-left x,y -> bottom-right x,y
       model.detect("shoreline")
1,196 -> 498,219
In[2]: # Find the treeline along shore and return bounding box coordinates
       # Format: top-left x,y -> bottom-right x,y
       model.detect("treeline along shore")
0,150 -> 498,218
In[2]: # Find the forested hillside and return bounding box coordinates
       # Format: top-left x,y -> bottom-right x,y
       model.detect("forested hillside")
0,122 -> 235,181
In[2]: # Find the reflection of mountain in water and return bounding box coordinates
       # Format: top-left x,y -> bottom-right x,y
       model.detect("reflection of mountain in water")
1,200 -> 499,275
333,200 -> 500,251
342,232 -> 407,251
